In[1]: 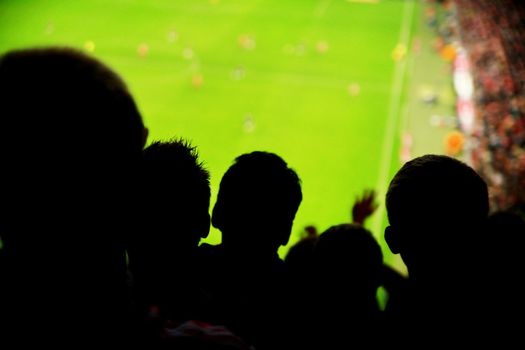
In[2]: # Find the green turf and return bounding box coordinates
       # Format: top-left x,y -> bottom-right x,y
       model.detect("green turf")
0,0 -> 417,262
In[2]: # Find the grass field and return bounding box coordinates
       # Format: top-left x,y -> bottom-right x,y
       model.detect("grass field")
0,0 -> 419,263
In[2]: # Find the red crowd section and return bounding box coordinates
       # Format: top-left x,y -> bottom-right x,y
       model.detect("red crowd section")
455,0 -> 525,211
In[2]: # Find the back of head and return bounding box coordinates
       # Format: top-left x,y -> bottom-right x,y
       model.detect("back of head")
0,47 -> 145,167
0,47 -> 146,234
212,151 -> 302,254
285,235 -> 318,279
314,224 -> 383,295
127,140 -> 211,325
385,155 -> 489,282
136,139 -> 211,257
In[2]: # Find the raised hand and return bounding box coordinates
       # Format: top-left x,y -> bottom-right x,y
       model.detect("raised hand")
352,189 -> 378,225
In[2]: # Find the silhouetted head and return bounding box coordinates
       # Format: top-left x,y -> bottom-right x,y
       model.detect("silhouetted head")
0,47 -> 146,168
0,47 -> 147,245
314,224 -> 383,296
0,47 -> 147,340
140,139 -> 211,251
128,140 -> 211,316
385,154 -> 489,280
212,151 -> 302,255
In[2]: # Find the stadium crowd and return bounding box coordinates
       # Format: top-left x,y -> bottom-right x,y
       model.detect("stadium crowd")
454,0 -> 525,210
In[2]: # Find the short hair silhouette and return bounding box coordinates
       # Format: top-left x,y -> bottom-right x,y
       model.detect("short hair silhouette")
140,139 -> 211,246
128,139 -> 211,329
383,154 -> 490,344
205,151 -> 301,348
0,47 -> 146,165
384,154 -> 488,277
212,151 -> 302,253
0,46 -> 147,253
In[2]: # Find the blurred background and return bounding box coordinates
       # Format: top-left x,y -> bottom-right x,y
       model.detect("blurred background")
1,0 -> 523,272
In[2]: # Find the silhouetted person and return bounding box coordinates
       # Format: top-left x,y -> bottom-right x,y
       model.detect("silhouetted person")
303,224 -> 384,347
200,151 -> 302,349
127,139 -> 211,339
384,154 -> 489,344
0,47 -> 147,344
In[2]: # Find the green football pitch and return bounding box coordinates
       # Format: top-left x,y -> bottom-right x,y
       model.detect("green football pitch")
0,0 -> 418,263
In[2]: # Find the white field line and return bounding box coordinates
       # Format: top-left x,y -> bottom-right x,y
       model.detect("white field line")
371,0 -> 416,237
